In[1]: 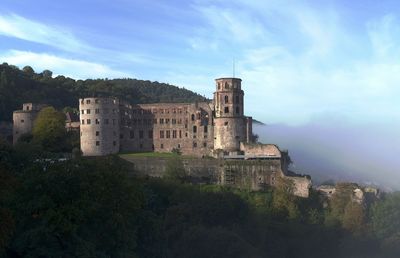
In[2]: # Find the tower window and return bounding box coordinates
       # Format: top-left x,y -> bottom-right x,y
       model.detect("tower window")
224,95 -> 229,103
217,82 -> 221,90
236,95 -> 239,103
224,107 -> 229,113
236,106 -> 240,114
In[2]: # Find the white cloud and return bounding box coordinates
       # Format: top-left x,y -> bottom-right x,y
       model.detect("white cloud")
191,1 -> 400,125
0,50 -> 133,79
0,13 -> 92,52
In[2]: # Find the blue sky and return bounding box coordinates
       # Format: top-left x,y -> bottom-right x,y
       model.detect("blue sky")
1,0 -> 400,125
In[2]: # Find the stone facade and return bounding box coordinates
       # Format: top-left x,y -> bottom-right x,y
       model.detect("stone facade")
79,78 -> 253,157
79,97 -> 120,156
121,155 -> 311,197
12,103 -> 46,144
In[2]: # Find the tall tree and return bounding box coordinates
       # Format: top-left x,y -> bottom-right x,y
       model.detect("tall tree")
32,106 -> 67,152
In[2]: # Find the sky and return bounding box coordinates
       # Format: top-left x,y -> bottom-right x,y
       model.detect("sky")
1,0 -> 400,187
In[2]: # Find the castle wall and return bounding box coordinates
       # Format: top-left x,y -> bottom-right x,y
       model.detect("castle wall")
13,111 -> 38,144
214,117 -> 247,152
79,97 -> 120,156
119,101 -> 214,156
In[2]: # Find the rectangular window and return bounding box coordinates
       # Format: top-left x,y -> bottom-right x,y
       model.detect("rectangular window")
166,118 -> 170,124
95,99 -> 99,104
86,99 -> 90,104
96,131 -> 99,136
224,107 -> 229,113
172,119 -> 176,124
203,142 -> 207,147
130,131 -> 134,139
112,119 -> 116,125
166,130 -> 170,138
87,119 -> 91,124
148,130 -> 153,139
81,110 -> 84,114
179,130 -> 182,138
81,119 -> 85,125
139,130 -> 144,139
172,130 -> 177,138
161,143 -> 164,149
160,130 -> 164,138
193,125 -> 197,133
160,118 -> 164,124
96,141 -> 100,146
87,109 -> 91,114
95,119 -> 100,124
204,126 -> 208,133
95,108 -> 100,114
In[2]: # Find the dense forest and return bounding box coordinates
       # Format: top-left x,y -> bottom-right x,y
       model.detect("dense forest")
0,63 -> 206,121
1,135 -> 400,257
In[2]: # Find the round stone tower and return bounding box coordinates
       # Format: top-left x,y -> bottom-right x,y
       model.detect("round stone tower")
79,97 -> 120,156
12,103 -> 46,145
213,78 -> 247,153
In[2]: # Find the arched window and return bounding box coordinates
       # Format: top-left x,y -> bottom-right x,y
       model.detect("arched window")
224,95 -> 229,103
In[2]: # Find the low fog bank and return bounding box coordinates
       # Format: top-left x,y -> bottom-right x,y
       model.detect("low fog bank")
254,122 -> 400,191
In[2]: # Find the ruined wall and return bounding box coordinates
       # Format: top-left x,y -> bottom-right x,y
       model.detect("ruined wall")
118,101 -> 215,156
79,97 -> 120,156
122,156 -> 310,196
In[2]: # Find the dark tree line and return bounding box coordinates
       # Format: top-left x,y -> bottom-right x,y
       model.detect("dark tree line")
0,63 -> 206,121
0,143 -> 399,257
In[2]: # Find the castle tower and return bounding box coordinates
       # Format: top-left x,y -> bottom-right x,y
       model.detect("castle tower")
213,78 -> 247,153
12,103 -> 46,144
79,97 -> 120,156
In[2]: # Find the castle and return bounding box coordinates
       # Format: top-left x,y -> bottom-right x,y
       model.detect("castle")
11,77 -> 312,197
79,78 -> 254,157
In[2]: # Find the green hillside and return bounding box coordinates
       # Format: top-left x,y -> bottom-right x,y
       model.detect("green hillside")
0,63 -> 206,121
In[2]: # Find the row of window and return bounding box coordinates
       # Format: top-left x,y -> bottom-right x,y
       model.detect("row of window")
223,95 -> 241,104
222,107 -> 240,114
217,81 -> 240,90
81,99 -> 117,105
81,118 -> 116,125
81,108 -> 117,115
